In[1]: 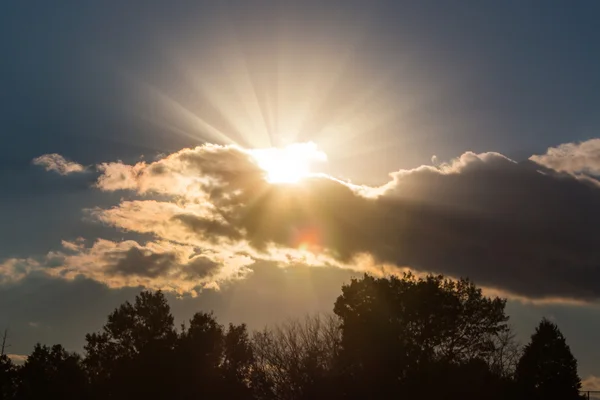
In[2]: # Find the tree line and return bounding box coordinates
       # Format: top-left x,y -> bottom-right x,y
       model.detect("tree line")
0,273 -> 584,399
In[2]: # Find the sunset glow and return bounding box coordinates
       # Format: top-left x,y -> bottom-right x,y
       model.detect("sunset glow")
7,1 -> 600,389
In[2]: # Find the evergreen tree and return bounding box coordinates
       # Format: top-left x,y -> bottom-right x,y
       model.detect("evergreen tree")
515,318 -> 582,400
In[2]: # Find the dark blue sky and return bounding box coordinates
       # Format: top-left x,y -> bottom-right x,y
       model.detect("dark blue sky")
2,0 -> 600,383
3,1 -> 600,167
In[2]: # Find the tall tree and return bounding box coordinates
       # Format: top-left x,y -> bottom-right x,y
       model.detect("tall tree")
333,273 -> 509,398
174,311 -> 225,399
222,323 -> 255,398
515,318 -> 582,400
84,290 -> 177,399
174,311 -> 255,399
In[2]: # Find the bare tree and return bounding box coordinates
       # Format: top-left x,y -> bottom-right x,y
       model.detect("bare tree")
1,329 -> 9,357
251,314 -> 341,400
487,326 -> 521,378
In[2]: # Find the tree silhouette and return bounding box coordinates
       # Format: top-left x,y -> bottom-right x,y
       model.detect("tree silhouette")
251,315 -> 341,399
15,344 -> 88,400
0,275 -> 585,399
175,311 -> 226,398
486,326 -> 521,378
84,290 -> 178,399
333,273 -> 509,398
222,323 -> 255,397
0,355 -> 17,400
515,318 -> 582,400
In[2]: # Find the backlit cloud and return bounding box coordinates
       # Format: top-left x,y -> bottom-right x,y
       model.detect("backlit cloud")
530,138 -> 600,185
0,258 -> 41,285
32,154 -> 86,175
47,239 -> 255,296
22,141 -> 600,301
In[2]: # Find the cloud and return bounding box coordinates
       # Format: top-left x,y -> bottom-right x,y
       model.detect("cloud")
0,258 -> 41,285
530,138 -> 600,185
7,354 -> 27,364
32,154 -> 86,175
0,239 -> 254,295
87,200 -> 238,246
104,245 -> 220,280
14,141 -> 600,301
45,239 -> 255,296
582,376 -> 600,398
94,144 -> 265,197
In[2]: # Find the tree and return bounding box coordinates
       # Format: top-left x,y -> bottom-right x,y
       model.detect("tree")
0,355 -> 17,400
486,326 -> 521,378
333,273 -> 509,398
515,318 -> 582,400
174,311 -> 225,399
15,344 -> 88,400
222,323 -> 255,396
84,290 -> 177,399
251,315 -> 341,400
174,311 -> 255,399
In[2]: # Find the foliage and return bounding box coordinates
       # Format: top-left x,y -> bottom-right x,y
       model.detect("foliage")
0,355 -> 17,400
515,318 -> 582,400
333,273 -> 509,397
84,290 -> 178,399
15,344 -> 87,400
0,274 -> 585,400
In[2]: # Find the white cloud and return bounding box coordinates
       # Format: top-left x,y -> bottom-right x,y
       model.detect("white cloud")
32,153 -> 86,175
530,138 -> 600,184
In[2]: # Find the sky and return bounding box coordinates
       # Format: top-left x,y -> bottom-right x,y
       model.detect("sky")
2,0 -> 600,386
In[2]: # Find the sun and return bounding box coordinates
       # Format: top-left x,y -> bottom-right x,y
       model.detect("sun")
250,142 -> 327,183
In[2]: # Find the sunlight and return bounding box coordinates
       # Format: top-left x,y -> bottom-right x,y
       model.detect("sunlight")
250,142 -> 327,183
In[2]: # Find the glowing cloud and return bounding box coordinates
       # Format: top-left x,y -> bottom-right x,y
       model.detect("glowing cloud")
32,154 -> 86,175
530,138 -> 600,185
22,140 -> 600,302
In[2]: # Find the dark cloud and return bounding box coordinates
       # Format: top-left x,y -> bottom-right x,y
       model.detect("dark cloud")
193,150 -> 600,301
105,246 -> 221,280
183,256 -> 222,280
36,145 -> 600,301
105,246 -> 177,278
172,214 -> 243,243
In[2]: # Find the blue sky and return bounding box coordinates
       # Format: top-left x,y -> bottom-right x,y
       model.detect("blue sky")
2,0 -> 600,384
